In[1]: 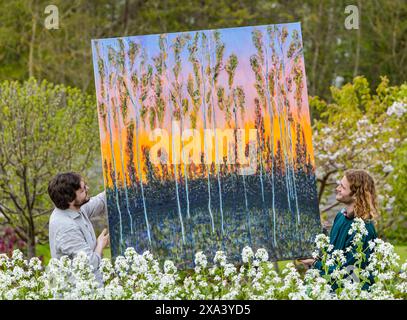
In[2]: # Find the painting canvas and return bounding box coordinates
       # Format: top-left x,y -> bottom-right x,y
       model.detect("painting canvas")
91,22 -> 321,267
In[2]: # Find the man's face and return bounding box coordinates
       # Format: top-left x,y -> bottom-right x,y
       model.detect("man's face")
335,176 -> 354,204
72,180 -> 90,209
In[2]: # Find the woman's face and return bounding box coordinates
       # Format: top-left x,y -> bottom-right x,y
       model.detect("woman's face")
335,176 -> 354,204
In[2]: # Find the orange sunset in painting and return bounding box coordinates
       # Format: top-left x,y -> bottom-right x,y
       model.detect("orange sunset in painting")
92,22 -> 321,266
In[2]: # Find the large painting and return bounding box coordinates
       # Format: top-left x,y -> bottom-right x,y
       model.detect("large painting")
91,22 -> 321,267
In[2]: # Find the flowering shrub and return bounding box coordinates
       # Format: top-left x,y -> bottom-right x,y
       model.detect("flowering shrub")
0,219 -> 406,300
311,76 -> 407,242
0,227 -> 26,256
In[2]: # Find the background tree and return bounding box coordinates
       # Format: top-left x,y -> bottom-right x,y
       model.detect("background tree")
0,78 -> 98,257
3,0 -> 405,103
311,76 -> 407,242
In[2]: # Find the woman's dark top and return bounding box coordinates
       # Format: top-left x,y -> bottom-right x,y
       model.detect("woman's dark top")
314,208 -> 377,289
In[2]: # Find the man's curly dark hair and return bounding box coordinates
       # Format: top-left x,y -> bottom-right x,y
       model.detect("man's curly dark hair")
48,172 -> 82,210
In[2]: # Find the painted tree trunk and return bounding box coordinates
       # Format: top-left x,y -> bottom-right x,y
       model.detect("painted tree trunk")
234,103 -> 252,245
179,108 -> 191,219
125,90 -> 152,246
199,38 -> 215,233
171,116 -> 186,244
106,107 -> 124,249
275,87 -> 293,215
115,102 -> 134,236
208,33 -> 225,236
264,45 -> 277,247
257,127 -> 270,242
278,40 -> 300,224
179,113 -> 195,249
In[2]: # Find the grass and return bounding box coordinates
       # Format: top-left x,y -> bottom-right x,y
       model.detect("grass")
34,244 -> 112,266
34,244 -> 407,272
395,245 -> 407,263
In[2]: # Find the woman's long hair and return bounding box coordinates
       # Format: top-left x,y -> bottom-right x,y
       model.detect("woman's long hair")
345,169 -> 379,221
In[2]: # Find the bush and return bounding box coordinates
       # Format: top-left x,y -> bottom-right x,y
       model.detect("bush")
312,76 -> 407,242
0,219 -> 406,300
0,227 -> 26,256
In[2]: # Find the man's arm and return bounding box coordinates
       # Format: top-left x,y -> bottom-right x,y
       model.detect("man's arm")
56,225 -> 101,271
81,191 -> 107,219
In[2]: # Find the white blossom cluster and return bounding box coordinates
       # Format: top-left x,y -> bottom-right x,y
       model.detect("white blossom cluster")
386,101 -> 407,118
313,91 -> 406,220
0,220 -> 406,300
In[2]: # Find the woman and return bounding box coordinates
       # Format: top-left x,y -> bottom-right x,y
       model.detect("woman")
300,169 -> 378,289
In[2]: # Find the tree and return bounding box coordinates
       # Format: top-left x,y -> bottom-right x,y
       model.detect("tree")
0,78 -> 99,258
125,119 -> 142,238
197,32 -> 216,233
94,41 -> 125,250
118,38 -> 153,246
171,34 -> 192,220
2,0 -> 406,103
233,86 -> 252,244
274,26 -> 302,224
208,30 -> 226,236
109,45 -> 135,237
187,32 -> 215,233
159,34 -> 186,245
225,53 -> 252,245
250,28 -> 277,245
311,76 -> 407,242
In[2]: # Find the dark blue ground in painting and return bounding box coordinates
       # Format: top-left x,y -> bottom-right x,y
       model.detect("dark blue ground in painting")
106,167 -> 322,268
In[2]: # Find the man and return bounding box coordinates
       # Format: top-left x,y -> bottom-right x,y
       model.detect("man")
48,172 -> 110,273
300,169 -> 378,288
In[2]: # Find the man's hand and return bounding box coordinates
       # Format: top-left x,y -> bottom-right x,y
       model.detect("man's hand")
298,258 -> 315,268
95,228 -> 110,257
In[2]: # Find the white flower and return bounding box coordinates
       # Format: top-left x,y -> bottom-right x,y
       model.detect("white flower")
28,257 -> 43,272
314,234 -> 330,250
332,250 -> 346,265
242,246 -> 254,264
386,101 -> 406,117
214,251 -> 227,267
12,249 -> 24,262
357,118 -> 370,127
326,259 -> 334,267
224,263 -> 236,277
163,260 -> 177,274
324,137 -> 334,147
255,248 -> 269,262
194,251 -> 208,268
382,164 -> 394,173
348,218 -> 368,246
368,240 -> 376,251
1,242 -> 405,301
331,269 -> 342,280
142,251 -> 154,261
